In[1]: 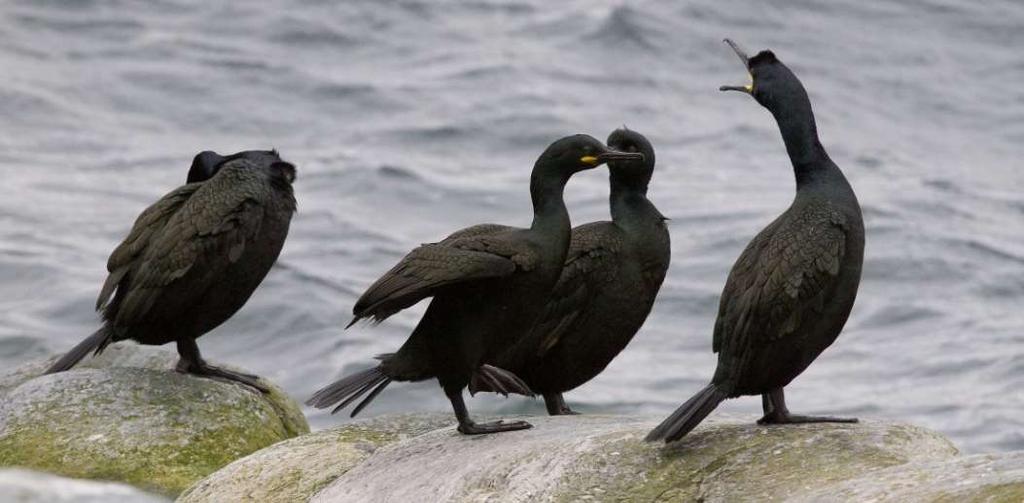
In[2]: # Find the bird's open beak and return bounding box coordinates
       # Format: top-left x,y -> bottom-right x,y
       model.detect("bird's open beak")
719,38 -> 754,94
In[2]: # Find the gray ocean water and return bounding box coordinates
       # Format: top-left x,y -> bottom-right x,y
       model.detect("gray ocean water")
1,0 -> 1021,454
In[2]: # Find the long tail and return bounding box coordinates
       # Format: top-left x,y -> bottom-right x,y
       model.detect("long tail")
306,354 -> 394,417
645,383 -> 728,443
45,327 -> 113,374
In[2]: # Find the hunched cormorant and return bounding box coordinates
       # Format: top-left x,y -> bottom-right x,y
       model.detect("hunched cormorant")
46,150 -> 297,392
306,135 -> 644,435
471,128 -> 670,415
647,40 -> 865,443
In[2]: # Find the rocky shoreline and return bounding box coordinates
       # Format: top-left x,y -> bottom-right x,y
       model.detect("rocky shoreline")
2,345 -> 1021,502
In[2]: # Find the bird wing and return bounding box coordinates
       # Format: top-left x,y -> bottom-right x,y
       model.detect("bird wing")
96,183 -> 202,312
351,225 -> 537,324
713,204 -> 849,355
109,174 -> 268,329
529,222 -> 622,357
441,223 -> 517,241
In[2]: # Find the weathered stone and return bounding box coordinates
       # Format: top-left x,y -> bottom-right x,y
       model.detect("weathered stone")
178,411 -> 962,502
310,414 -> 957,502
794,451 -> 1024,502
178,413 -> 454,503
0,468 -> 169,503
0,343 -> 309,497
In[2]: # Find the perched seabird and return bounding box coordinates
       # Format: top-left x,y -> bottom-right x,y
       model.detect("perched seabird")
648,40 -> 865,443
474,128 -> 670,416
47,150 -> 298,393
307,135 -> 643,434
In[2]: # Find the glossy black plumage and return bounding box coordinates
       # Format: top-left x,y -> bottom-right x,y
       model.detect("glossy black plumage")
473,128 -> 670,415
46,150 -> 297,392
648,40 -> 865,443
307,135 -> 644,435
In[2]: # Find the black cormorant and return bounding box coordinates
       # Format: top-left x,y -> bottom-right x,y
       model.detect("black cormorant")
46,150 -> 298,392
647,39 -> 865,443
306,135 -> 644,435
472,128 -> 670,415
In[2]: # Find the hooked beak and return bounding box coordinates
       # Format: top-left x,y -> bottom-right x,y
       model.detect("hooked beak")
719,38 -> 753,94
596,149 -> 644,165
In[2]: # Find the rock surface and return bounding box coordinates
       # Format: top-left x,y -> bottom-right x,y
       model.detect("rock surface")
0,343 -> 308,496
794,451 -> 1024,502
178,413 -> 455,503
180,413 -> 971,502
0,468 -> 169,503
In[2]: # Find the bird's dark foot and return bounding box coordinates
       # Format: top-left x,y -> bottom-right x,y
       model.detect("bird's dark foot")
175,359 -> 270,393
757,388 -> 856,425
457,419 -> 533,435
757,411 -> 858,425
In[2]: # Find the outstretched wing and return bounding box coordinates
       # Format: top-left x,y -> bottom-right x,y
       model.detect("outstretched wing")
351,225 -> 537,325
713,204 -> 849,357
105,168 -> 269,330
528,222 -> 622,356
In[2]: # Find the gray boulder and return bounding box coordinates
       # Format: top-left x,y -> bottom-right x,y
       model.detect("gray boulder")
0,468 -> 168,503
794,451 -> 1024,502
178,413 -> 455,503
0,343 -> 308,496
180,413 -> 965,502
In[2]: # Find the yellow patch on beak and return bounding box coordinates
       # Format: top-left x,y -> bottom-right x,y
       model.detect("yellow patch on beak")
580,155 -> 599,165
745,73 -> 754,92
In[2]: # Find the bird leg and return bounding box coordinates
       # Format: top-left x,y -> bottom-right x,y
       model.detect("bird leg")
543,393 -> 580,416
757,387 -> 857,425
175,338 -> 269,393
447,386 -> 532,435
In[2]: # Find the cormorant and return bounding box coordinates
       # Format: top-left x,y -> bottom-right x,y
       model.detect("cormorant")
647,39 -> 865,443
306,135 -> 644,435
471,128 -> 670,415
46,150 -> 298,392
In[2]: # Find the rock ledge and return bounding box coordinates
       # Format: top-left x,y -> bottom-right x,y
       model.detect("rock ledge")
0,344 -> 308,496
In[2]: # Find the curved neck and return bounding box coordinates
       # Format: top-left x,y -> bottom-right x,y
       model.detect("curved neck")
769,94 -> 830,187
610,176 -> 660,228
529,169 -> 570,232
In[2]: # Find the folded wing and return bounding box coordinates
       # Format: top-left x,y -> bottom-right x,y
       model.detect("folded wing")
351,224 -> 536,325
713,205 -> 849,362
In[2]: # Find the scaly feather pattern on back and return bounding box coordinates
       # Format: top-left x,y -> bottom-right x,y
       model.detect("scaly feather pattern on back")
96,183 -> 202,312
102,162 -> 273,331
712,201 -> 849,371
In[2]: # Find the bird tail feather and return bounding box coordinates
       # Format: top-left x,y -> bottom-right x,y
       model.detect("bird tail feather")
306,354 -> 395,417
468,364 -> 534,397
45,326 -> 113,374
645,383 -> 728,443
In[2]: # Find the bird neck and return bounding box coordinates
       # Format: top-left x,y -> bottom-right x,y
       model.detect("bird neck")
769,92 -> 832,188
529,169 -> 570,232
610,177 -> 660,229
